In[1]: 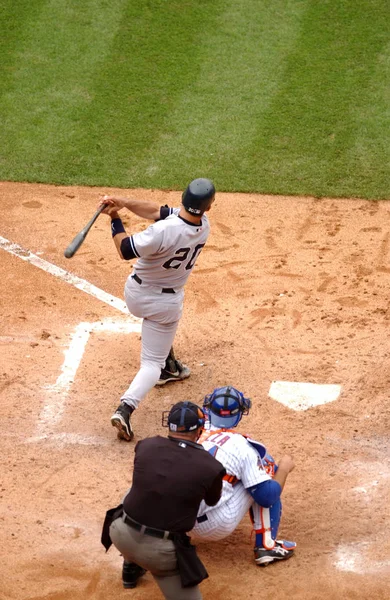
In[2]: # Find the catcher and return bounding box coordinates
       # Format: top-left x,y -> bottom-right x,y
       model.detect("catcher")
190,386 -> 296,566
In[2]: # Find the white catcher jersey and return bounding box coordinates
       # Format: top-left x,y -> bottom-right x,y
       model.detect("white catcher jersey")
129,208 -> 210,289
197,427 -> 271,516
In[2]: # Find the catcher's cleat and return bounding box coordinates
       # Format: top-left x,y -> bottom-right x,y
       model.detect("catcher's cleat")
156,360 -> 191,386
254,540 -> 296,566
122,561 -> 147,589
111,402 -> 134,441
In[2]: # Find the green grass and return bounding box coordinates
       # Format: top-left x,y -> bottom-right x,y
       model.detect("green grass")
0,0 -> 389,198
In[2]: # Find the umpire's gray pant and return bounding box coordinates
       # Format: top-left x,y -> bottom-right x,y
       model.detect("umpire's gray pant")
109,517 -> 202,600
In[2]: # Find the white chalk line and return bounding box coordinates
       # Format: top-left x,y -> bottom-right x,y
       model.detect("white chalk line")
25,318 -> 141,442
0,235 -> 129,314
335,541 -> 390,574
0,235 -> 142,443
26,432 -> 111,446
333,460 -> 390,573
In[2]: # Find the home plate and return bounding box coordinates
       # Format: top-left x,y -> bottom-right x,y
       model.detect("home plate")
268,381 -> 342,411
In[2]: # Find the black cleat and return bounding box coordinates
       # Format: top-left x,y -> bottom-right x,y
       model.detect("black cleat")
111,403 -> 134,441
156,359 -> 191,386
122,561 -> 147,589
254,540 -> 296,566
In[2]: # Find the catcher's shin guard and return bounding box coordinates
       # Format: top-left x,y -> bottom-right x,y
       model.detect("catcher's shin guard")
250,501 -> 282,550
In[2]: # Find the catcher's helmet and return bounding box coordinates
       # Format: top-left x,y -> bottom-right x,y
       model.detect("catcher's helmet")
182,178 -> 215,215
203,386 -> 252,429
162,401 -> 206,433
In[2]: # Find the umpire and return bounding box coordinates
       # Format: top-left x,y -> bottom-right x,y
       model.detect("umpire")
102,401 -> 226,599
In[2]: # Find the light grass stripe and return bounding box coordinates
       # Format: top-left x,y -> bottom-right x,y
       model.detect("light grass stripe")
347,40 -> 390,196
242,0 -> 390,198
130,0 -> 307,188
0,0 -> 128,171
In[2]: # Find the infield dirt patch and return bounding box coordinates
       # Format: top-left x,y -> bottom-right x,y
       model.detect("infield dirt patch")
1,181 -> 389,599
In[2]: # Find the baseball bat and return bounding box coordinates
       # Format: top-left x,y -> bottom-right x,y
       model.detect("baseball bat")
64,203 -> 107,258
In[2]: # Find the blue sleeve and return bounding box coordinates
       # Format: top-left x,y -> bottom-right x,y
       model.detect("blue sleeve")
157,205 -> 173,221
120,237 -> 137,260
248,480 -> 282,508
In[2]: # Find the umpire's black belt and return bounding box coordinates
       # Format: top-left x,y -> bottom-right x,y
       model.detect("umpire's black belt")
122,511 -> 175,540
132,273 -> 176,294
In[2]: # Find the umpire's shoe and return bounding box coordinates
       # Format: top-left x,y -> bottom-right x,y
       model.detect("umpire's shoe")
122,561 -> 147,589
111,402 -> 134,441
254,540 -> 296,566
156,359 -> 191,386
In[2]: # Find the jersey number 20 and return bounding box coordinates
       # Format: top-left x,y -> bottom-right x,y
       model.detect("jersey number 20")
162,244 -> 205,271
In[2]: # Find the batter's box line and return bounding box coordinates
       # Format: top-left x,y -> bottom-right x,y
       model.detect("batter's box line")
0,235 -> 129,314
26,318 -> 142,443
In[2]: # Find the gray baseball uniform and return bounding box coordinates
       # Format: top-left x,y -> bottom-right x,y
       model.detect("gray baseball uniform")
121,208 -> 210,408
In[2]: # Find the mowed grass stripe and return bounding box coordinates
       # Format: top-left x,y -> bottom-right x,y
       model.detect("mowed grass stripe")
0,0 -> 129,181
0,0 -> 48,173
347,41 -> 390,197
53,0 -> 228,185
0,1 -> 388,198
0,0 -> 46,55
130,0 -> 307,190
244,0 -> 390,199
0,0 -> 227,185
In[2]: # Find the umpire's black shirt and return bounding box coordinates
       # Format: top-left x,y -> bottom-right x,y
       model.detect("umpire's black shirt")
123,435 -> 226,533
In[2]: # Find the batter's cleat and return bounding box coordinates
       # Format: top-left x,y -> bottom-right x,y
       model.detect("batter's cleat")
122,561 -> 147,589
111,402 -> 134,441
156,360 -> 191,386
254,540 -> 296,566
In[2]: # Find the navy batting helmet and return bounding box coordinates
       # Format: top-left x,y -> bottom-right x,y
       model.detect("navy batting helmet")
182,178 -> 215,215
203,386 -> 252,429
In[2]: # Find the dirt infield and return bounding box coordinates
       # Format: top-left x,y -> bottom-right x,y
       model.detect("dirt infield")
1,181 -> 389,600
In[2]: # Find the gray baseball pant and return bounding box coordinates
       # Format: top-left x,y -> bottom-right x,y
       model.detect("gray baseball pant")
120,275 -> 184,408
109,516 -> 202,600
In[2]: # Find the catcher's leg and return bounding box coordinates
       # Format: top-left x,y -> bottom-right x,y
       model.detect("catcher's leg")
250,502 -> 296,566
250,500 -> 281,549
191,483 -> 253,541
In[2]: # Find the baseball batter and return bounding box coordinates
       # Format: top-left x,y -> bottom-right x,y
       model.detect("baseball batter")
190,386 -> 296,566
98,178 -> 216,441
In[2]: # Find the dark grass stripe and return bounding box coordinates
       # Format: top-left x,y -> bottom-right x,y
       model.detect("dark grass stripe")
0,0 -> 48,173
132,0 -> 307,190
240,0 -> 390,199
0,0 -> 227,186
0,1 -> 130,181
52,0 -> 228,186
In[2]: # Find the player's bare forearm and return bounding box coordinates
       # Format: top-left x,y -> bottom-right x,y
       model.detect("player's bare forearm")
273,467 -> 289,491
273,455 -> 295,491
102,195 -> 160,221
105,208 -> 129,259
125,197 -> 160,220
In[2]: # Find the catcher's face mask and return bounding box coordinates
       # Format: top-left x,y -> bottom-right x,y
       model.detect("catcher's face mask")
203,386 -> 251,429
